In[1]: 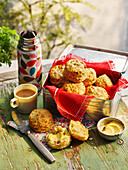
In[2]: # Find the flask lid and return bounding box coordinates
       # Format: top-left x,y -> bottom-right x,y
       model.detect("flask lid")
18,30 -> 40,51
21,30 -> 37,38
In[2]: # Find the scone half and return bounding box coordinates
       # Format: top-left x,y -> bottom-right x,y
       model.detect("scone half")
46,126 -> 71,149
69,120 -> 89,141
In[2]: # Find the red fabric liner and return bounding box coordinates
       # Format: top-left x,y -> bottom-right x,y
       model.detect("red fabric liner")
44,54 -> 128,121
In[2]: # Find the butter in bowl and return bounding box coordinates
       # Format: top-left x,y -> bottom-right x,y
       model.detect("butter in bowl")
97,117 -> 126,142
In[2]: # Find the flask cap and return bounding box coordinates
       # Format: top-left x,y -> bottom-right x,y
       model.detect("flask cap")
18,30 -> 40,51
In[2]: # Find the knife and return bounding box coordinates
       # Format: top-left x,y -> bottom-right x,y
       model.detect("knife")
11,110 -> 55,163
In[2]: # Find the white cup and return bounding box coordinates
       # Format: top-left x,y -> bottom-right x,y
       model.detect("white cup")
10,84 -> 38,114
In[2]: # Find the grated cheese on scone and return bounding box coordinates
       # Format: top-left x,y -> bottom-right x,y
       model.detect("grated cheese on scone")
29,109 -> 54,133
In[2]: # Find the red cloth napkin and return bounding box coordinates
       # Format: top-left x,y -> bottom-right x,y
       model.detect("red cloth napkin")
44,54 -> 128,120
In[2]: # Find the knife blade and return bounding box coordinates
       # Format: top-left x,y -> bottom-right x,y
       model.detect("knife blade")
11,111 -> 55,163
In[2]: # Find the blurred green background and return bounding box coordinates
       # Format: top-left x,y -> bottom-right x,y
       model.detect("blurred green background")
1,0 -> 127,66
0,0 -> 95,62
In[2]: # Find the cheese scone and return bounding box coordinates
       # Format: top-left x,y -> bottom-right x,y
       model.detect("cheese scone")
62,81 -> 86,95
29,109 -> 54,133
69,120 -> 89,141
49,64 -> 65,87
95,74 -> 113,87
46,126 -> 71,149
64,59 -> 87,82
86,85 -> 109,100
83,68 -> 97,86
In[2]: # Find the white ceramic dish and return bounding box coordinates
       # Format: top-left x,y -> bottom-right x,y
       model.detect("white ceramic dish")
97,117 -> 126,141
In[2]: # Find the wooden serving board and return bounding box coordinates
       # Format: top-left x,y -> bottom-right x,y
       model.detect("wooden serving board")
0,83 -> 128,170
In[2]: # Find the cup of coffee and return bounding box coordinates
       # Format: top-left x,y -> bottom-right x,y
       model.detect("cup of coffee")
10,84 -> 38,114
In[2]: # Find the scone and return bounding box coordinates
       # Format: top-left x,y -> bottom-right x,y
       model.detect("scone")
29,109 -> 54,133
49,64 -> 65,87
64,59 -> 87,82
86,86 -> 109,100
62,81 -> 86,95
46,126 -> 71,149
95,74 -> 113,87
68,120 -> 89,141
83,68 -> 97,86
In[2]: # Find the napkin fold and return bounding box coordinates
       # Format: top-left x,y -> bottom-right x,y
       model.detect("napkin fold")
44,54 -> 128,121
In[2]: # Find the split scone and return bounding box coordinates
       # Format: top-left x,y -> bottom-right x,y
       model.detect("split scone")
83,68 -> 97,86
69,120 -> 89,141
29,109 -> 54,133
49,64 -> 65,87
46,126 -> 71,149
86,86 -> 109,100
64,59 -> 87,83
68,120 -> 89,141
95,74 -> 113,87
62,81 -> 86,95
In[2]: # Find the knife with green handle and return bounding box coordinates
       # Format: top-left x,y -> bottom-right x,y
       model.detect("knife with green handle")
11,111 -> 55,163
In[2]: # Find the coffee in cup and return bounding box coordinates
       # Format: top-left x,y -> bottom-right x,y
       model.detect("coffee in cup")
10,84 -> 38,114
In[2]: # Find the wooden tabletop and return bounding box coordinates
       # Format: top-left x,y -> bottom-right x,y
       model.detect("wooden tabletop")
0,59 -> 128,170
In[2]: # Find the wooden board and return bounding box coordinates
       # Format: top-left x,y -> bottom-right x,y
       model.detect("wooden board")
0,83 -> 128,170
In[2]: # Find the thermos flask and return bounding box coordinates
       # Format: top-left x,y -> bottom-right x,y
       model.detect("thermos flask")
17,30 -> 42,93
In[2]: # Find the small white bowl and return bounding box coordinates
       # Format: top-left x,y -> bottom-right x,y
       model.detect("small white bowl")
97,117 -> 126,141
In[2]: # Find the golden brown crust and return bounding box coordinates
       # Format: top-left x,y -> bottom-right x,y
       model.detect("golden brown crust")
46,126 -> 71,149
62,81 -> 86,95
83,68 -> 97,86
86,86 -> 109,100
29,109 -> 54,133
68,120 -> 89,141
95,74 -> 113,87
49,65 -> 65,87
64,59 -> 87,82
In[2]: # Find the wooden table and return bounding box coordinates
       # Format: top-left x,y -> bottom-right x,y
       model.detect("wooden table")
0,60 -> 128,170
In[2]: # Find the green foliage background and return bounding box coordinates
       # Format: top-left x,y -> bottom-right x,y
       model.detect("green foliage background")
0,0 -> 96,60
0,26 -> 19,66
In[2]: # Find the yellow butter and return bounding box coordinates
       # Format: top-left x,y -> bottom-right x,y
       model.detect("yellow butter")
103,125 -> 115,135
11,111 -> 20,125
102,120 -> 124,135
47,126 -> 67,142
